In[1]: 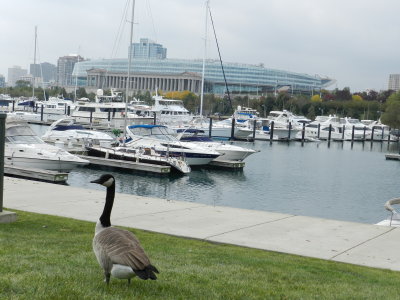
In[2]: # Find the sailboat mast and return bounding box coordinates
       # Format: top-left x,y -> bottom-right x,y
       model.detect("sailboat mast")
200,0 -> 209,117
32,25 -> 37,100
123,0 -> 135,146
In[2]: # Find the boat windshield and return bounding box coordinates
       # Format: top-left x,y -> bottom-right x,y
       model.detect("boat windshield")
6,125 -> 43,144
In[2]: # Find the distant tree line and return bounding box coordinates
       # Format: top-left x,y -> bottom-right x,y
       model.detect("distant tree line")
2,82 -> 400,127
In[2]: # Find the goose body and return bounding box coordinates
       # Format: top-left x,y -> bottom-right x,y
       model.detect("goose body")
91,174 -> 159,284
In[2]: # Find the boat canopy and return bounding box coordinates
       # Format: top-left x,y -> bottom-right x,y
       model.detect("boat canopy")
127,124 -> 167,129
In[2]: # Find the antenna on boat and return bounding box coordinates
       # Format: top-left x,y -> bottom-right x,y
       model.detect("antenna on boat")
208,4 -> 233,112
123,0 -> 135,147
32,25 -> 37,101
200,0 -> 209,117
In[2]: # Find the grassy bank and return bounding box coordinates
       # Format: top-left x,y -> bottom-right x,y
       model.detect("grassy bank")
1,210 -> 400,299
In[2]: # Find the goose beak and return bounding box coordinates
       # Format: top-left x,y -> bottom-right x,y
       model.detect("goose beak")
90,178 -> 102,184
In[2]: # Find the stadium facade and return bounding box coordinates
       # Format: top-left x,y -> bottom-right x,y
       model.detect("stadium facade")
72,56 -> 335,96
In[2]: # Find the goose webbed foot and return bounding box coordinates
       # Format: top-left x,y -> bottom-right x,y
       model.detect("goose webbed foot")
104,272 -> 111,284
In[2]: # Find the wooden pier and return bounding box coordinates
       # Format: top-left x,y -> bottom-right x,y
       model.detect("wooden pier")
4,166 -> 69,183
79,155 -> 171,174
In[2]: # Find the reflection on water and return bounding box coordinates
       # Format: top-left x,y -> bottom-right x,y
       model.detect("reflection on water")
30,124 -> 400,224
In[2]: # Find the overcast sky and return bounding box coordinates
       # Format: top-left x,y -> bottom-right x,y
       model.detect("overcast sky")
1,0 -> 400,92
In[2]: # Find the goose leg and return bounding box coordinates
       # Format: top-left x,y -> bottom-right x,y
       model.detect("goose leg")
104,272 -> 111,284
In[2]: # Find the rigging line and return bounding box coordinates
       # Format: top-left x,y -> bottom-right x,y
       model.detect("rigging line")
207,4 -> 233,111
145,0 -> 158,42
110,0 -> 130,59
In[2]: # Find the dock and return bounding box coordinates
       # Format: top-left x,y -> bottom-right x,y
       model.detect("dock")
79,155 -> 171,174
385,153 -> 400,160
4,165 -> 68,183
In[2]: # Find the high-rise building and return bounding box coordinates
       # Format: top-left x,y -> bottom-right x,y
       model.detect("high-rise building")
130,38 -> 167,59
7,66 -> 28,86
30,62 -> 57,83
57,55 -> 84,86
388,74 -> 400,91
0,74 -> 5,88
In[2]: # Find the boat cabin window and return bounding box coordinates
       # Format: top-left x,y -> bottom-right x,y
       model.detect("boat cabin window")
6,125 -> 43,144
77,107 -> 95,112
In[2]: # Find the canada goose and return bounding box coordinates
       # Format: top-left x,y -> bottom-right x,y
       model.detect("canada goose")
91,174 -> 159,284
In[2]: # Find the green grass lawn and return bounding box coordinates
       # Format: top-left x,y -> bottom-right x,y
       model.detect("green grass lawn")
1,210 -> 400,300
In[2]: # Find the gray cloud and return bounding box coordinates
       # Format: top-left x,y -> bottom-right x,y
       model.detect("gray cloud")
1,0 -> 400,92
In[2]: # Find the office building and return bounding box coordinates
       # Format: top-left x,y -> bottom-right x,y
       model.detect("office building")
57,55 -> 84,86
0,75 -> 5,88
7,66 -> 28,86
388,74 -> 400,91
30,62 -> 57,83
130,38 -> 167,59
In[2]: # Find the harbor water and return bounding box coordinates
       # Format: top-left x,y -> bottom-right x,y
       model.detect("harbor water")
32,124 -> 400,225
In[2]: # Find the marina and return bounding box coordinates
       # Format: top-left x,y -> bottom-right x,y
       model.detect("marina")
42,127 -> 400,226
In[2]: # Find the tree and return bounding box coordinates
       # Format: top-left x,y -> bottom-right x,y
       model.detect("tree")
311,95 -> 322,102
352,95 -> 363,102
381,92 -> 400,128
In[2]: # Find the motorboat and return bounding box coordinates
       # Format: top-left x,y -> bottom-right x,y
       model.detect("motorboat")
339,117 -> 371,140
151,92 -> 194,126
42,117 -> 116,148
177,129 -> 259,161
5,116 -> 89,172
361,120 -> 390,140
124,124 -> 221,166
7,111 -> 42,122
376,198 -> 400,227
71,89 -> 153,129
35,95 -> 75,115
86,144 -> 191,174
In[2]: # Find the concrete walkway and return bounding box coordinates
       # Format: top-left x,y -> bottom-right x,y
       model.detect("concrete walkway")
3,177 -> 400,272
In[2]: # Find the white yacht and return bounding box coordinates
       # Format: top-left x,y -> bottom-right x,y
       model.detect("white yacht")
339,117 -> 371,140
177,129 -> 259,161
35,95 -> 75,115
86,144 -> 191,174
5,116 -> 89,172
361,120 -> 390,140
151,93 -> 194,126
124,124 -> 221,166
256,110 -> 308,140
42,117 -> 116,148
71,89 -> 153,129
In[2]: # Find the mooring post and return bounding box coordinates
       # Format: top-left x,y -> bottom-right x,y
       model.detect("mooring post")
209,117 -> 213,138
363,126 -> 366,140
317,123 -> 320,139
67,106 -> 71,116
40,104 -> 44,122
108,111 -> 111,122
0,113 -> 5,212
90,111 -> 93,124
230,118 -> 236,140
301,123 -> 305,142
153,112 -> 157,125
388,127 -> 391,143
328,124 -> 332,141
288,122 -> 292,140
342,125 -> 345,141
12,101 -> 15,112
252,119 -> 257,140
381,127 -> 385,141
270,121 -> 274,143
351,125 -> 355,142
371,127 -> 375,142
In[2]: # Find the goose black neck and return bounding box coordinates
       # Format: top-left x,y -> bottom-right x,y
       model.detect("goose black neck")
99,183 -> 115,228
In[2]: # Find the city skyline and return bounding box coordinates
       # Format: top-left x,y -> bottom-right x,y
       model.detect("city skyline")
2,0 -> 400,92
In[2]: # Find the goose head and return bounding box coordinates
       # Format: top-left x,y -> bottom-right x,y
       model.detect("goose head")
90,174 -> 115,187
